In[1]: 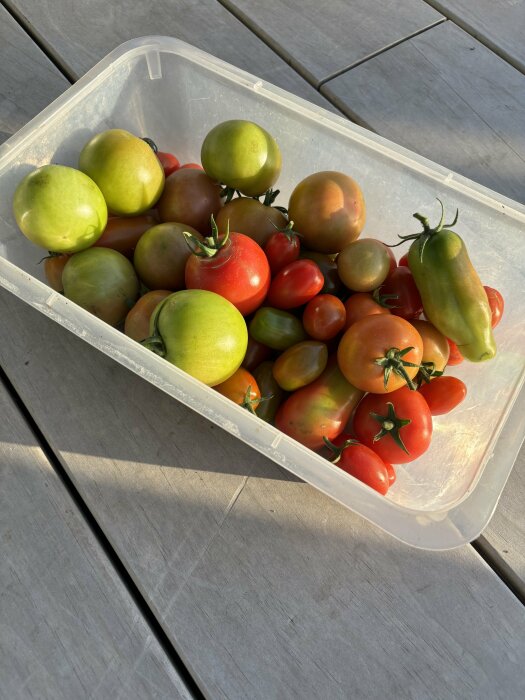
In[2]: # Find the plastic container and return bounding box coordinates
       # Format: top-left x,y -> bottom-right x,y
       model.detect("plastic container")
0,37 -> 524,550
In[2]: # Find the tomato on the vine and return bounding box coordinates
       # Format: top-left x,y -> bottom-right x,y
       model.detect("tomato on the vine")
353,386 -> 433,464
325,433 -> 391,495
266,259 -> 324,309
418,376 -> 467,415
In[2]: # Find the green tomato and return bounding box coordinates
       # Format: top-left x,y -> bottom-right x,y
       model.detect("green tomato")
13,164 -> 107,253
249,307 -> 307,350
201,120 -> 282,197
272,340 -> 328,391
62,247 -> 139,326
79,129 -> 165,215
145,289 -> 248,387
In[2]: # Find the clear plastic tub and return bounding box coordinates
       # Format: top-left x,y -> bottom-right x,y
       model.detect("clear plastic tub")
0,37 -> 524,549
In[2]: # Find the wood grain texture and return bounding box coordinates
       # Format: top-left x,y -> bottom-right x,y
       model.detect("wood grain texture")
217,0 -> 443,83
3,0 -> 337,111
322,21 -> 525,203
0,289 -> 524,700
0,377 -> 191,699
423,0 -> 525,73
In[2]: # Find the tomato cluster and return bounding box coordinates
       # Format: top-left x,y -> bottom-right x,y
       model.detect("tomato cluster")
14,121 -> 505,499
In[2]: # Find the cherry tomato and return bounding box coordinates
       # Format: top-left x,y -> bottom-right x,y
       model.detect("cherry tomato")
337,238 -> 391,292
216,197 -> 287,248
272,340 -> 328,391
398,252 -> 410,267
300,250 -> 346,297
249,307 -> 307,350
303,294 -> 346,340
266,259 -> 324,309
264,226 -> 301,275
484,286 -> 504,328
337,315 -> 423,393
124,290 -> 171,342
326,434 -> 391,495
242,335 -> 273,372
353,386 -> 433,464
418,376 -> 467,415
214,367 -> 261,412
185,228 -> 270,316
43,253 -> 70,292
157,151 -> 180,177
343,292 -> 390,330
157,168 -> 222,235
179,163 -> 204,170
94,213 -> 158,258
379,266 -> 423,320
446,338 -> 464,366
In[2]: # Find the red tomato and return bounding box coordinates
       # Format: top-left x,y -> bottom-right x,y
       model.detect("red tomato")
264,227 -> 301,275
266,259 -> 324,309
484,286 -> 504,328
185,229 -> 270,316
385,245 -> 397,274
343,292 -> 390,330
179,162 -> 204,170
379,266 -> 423,320
446,338 -> 464,366
214,367 -> 261,412
43,253 -> 70,292
384,462 -> 396,486
157,151 -> 180,177
353,386 -> 433,464
418,376 -> 467,415
327,433 -> 391,495
303,294 -> 346,340
398,252 -> 410,267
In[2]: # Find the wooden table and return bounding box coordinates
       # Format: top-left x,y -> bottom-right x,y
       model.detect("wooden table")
1,2 -> 524,698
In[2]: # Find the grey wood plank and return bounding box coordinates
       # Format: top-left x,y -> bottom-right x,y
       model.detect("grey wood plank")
1,289 -> 524,700
0,372 -> 192,699
424,0 -> 525,73
217,0 -> 443,84
3,0 -> 337,111
322,21 -> 525,204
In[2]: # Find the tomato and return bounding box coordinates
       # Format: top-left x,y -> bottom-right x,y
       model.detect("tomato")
242,335 -> 273,372
418,376 -> 467,415
264,225 -> 301,274
379,266 -> 423,320
300,250 -> 346,297
343,292 -> 390,330
214,367 -> 261,413
275,358 -> 364,451
385,245 -> 397,274
266,259 -> 324,309
62,247 -> 139,326
43,253 -> 70,292
484,286 -> 504,328
94,213 -> 158,258
124,290 -> 171,342
337,238 -> 392,292
272,341 -> 328,391
398,252 -> 410,267
353,387 -> 433,464
252,361 -> 287,424
446,338 -> 464,366
249,307 -> 307,350
179,163 -> 204,170
201,120 -> 282,197
303,294 -> 346,340
325,434 -> 390,495
185,226 -> 270,316
411,320 -> 449,379
288,171 -> 365,253
144,289 -> 248,386
337,314 -> 423,393
385,462 -> 396,486
156,151 -> 180,177
134,222 -> 202,291
157,168 -> 223,236
215,197 -> 288,248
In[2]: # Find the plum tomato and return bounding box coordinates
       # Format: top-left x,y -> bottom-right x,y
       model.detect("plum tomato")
264,224 -> 301,275
124,290 -> 171,342
272,340 -> 328,391
288,171 -> 365,253
337,238 -> 391,292
353,386 -> 433,464
156,168 -> 223,236
337,314 -> 423,393
94,212 -> 158,258
249,307 -> 307,350
266,259 -> 324,309
184,223 -> 270,316
201,119 -> 282,197
418,376 -> 467,416
484,286 -> 504,328
325,434 -> 391,495
379,266 -> 423,320
303,294 -> 346,340
215,197 -> 288,248
156,151 -> 180,177
343,292 -> 390,330
43,253 -> 70,292
214,367 -> 261,413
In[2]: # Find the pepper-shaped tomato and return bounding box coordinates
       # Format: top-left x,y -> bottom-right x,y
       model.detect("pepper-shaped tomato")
266,259 -> 324,309
185,218 -> 270,316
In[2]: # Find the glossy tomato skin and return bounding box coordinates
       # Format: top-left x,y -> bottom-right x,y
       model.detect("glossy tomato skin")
157,151 -> 180,177
124,290 -> 171,342
179,163 -> 203,170
249,307 -> 307,350
343,292 -> 390,330
329,433 -> 390,495
157,168 -> 222,236
266,259 -> 324,309
303,294 -> 346,341
484,286 -> 504,328
446,338 -> 464,366
300,250 -> 346,297
272,340 -> 328,391
94,213 -> 158,258
242,335 -> 273,372
252,360 -> 287,424
337,315 -> 423,393
379,266 -> 423,320
264,230 -> 301,275
418,376 -> 467,415
214,367 -> 261,411
216,197 -> 287,248
185,232 -> 270,316
398,252 -> 410,268
43,253 -> 70,292
353,387 -> 433,464
411,320 -> 449,375
337,238 -> 391,292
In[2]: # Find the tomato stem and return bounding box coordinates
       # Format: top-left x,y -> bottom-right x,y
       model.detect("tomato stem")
140,295 -> 170,358
323,436 -> 360,464
374,346 -> 420,391
141,137 -> 158,153
369,403 -> 411,454
183,215 -> 230,258
372,286 -> 399,309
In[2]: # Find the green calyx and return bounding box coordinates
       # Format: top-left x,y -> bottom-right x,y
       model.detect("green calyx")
372,286 -> 400,309
269,218 -> 301,241
323,436 -> 360,464
140,295 -> 171,357
183,214 -> 230,258
369,402 -> 411,454
141,136 -> 158,153
374,346 -> 420,391
389,199 -> 459,262
415,361 -> 444,388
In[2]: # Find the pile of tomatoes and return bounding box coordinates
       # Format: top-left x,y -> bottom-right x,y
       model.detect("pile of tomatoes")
13,120 -> 504,497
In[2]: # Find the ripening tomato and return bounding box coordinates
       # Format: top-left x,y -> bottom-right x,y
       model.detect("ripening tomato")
185,227 -> 270,316
216,197 -> 288,248
300,250 -> 346,297
325,434 -> 391,495
303,294 -> 346,340
343,292 -> 390,330
353,386 -> 433,464
379,266 -> 423,320
252,360 -> 286,424
266,259 -> 324,309
337,238 -> 391,292
411,320 -> 449,377
418,376 -> 467,415
446,338 -> 464,366
249,307 -> 307,350
43,253 -> 70,292
124,290 -> 171,341
272,340 -> 328,391
242,335 -> 273,372
157,168 -> 222,235
214,367 -> 261,413
264,226 -> 301,274
337,314 -> 423,393
398,252 -> 410,267
179,162 -> 204,170
484,286 -> 504,328
157,151 -> 180,177
94,212 -> 158,258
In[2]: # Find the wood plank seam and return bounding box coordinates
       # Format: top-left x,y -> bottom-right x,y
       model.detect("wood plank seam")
0,363 -> 207,700
472,536 -> 525,606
